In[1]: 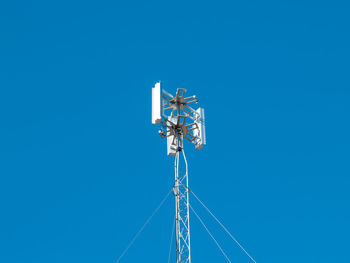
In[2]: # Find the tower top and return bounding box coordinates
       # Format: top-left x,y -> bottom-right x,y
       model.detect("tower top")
152,81 -> 206,155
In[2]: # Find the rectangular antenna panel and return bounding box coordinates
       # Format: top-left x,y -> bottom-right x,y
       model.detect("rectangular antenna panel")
167,135 -> 177,156
194,108 -> 206,150
167,116 -> 177,156
152,82 -> 162,124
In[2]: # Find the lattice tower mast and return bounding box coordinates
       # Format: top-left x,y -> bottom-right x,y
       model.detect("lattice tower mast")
152,82 -> 206,263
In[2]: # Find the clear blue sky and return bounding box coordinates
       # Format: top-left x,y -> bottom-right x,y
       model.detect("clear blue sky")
0,0 -> 349,262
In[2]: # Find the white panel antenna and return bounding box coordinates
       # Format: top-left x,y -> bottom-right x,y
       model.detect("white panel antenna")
194,108 -> 206,150
167,134 -> 177,156
167,116 -> 178,156
152,82 -> 162,124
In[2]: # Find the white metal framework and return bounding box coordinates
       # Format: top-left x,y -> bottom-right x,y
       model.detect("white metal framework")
115,82 -> 256,263
152,81 -> 206,263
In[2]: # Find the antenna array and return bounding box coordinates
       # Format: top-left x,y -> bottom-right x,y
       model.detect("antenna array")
152,81 -> 206,263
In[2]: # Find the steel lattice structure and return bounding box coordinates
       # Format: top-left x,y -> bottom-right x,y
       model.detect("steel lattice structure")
152,82 -> 206,263
174,135 -> 191,263
116,82 -> 254,263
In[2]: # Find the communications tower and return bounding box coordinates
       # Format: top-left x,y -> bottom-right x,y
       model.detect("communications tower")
152,82 -> 206,263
